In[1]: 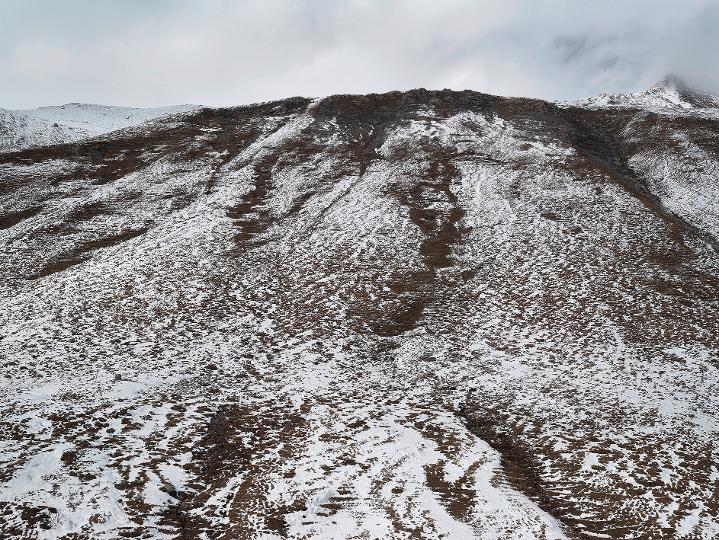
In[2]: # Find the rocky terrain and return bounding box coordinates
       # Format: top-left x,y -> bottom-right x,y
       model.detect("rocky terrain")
0,77 -> 717,539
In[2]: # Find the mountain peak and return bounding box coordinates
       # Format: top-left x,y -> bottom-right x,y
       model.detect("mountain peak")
644,74 -> 719,109
651,73 -> 689,92
569,75 -> 719,113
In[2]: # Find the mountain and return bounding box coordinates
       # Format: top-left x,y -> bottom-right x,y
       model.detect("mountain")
0,108 -> 85,152
572,75 -> 719,114
0,103 -> 200,152
0,81 -> 717,539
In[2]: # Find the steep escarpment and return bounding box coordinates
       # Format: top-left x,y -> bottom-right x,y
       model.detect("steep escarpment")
0,87 -> 717,539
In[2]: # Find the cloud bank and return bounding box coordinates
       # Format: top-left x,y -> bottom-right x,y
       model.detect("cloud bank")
2,0 -> 717,108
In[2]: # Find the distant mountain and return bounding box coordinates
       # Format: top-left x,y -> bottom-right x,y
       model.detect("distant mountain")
571,75 -> 719,113
0,103 -> 200,152
0,81 -> 717,539
0,108 -> 83,151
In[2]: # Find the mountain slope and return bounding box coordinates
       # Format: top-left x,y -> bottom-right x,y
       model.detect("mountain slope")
572,75 -> 719,115
0,103 -> 200,152
0,108 -> 84,152
0,86 -> 717,539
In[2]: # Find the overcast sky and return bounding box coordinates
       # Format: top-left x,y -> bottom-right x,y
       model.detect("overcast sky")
2,0 -> 718,109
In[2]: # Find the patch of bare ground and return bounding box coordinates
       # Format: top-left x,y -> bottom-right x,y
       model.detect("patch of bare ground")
161,402 -> 308,539
30,227 -> 148,278
226,153 -> 278,249
345,137 -> 466,337
0,502 -> 58,537
460,409 -> 584,539
0,205 -> 43,229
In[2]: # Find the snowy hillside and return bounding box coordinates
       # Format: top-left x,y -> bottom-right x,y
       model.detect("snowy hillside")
0,83 -> 717,539
570,75 -> 719,116
0,103 -> 200,152
0,108 -> 85,152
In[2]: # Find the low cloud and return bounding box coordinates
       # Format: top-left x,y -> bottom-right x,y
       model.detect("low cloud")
1,0 -> 717,108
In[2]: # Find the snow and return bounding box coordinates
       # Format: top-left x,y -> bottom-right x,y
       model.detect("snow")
0,87 -> 718,538
18,103 -> 199,134
564,76 -> 719,117
0,103 -> 200,152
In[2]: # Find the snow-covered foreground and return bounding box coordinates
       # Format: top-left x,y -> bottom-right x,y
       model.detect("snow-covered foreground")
0,84 -> 718,539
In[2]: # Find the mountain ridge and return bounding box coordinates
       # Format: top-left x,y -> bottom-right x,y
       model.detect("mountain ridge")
570,75 -> 719,113
3,76 -> 718,154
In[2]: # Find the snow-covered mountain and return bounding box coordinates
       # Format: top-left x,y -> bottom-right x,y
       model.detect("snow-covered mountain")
0,81 -> 717,539
571,75 -> 719,115
0,103 -> 200,152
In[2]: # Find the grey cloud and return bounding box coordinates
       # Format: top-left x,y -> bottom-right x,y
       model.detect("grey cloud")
1,0 -> 717,108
